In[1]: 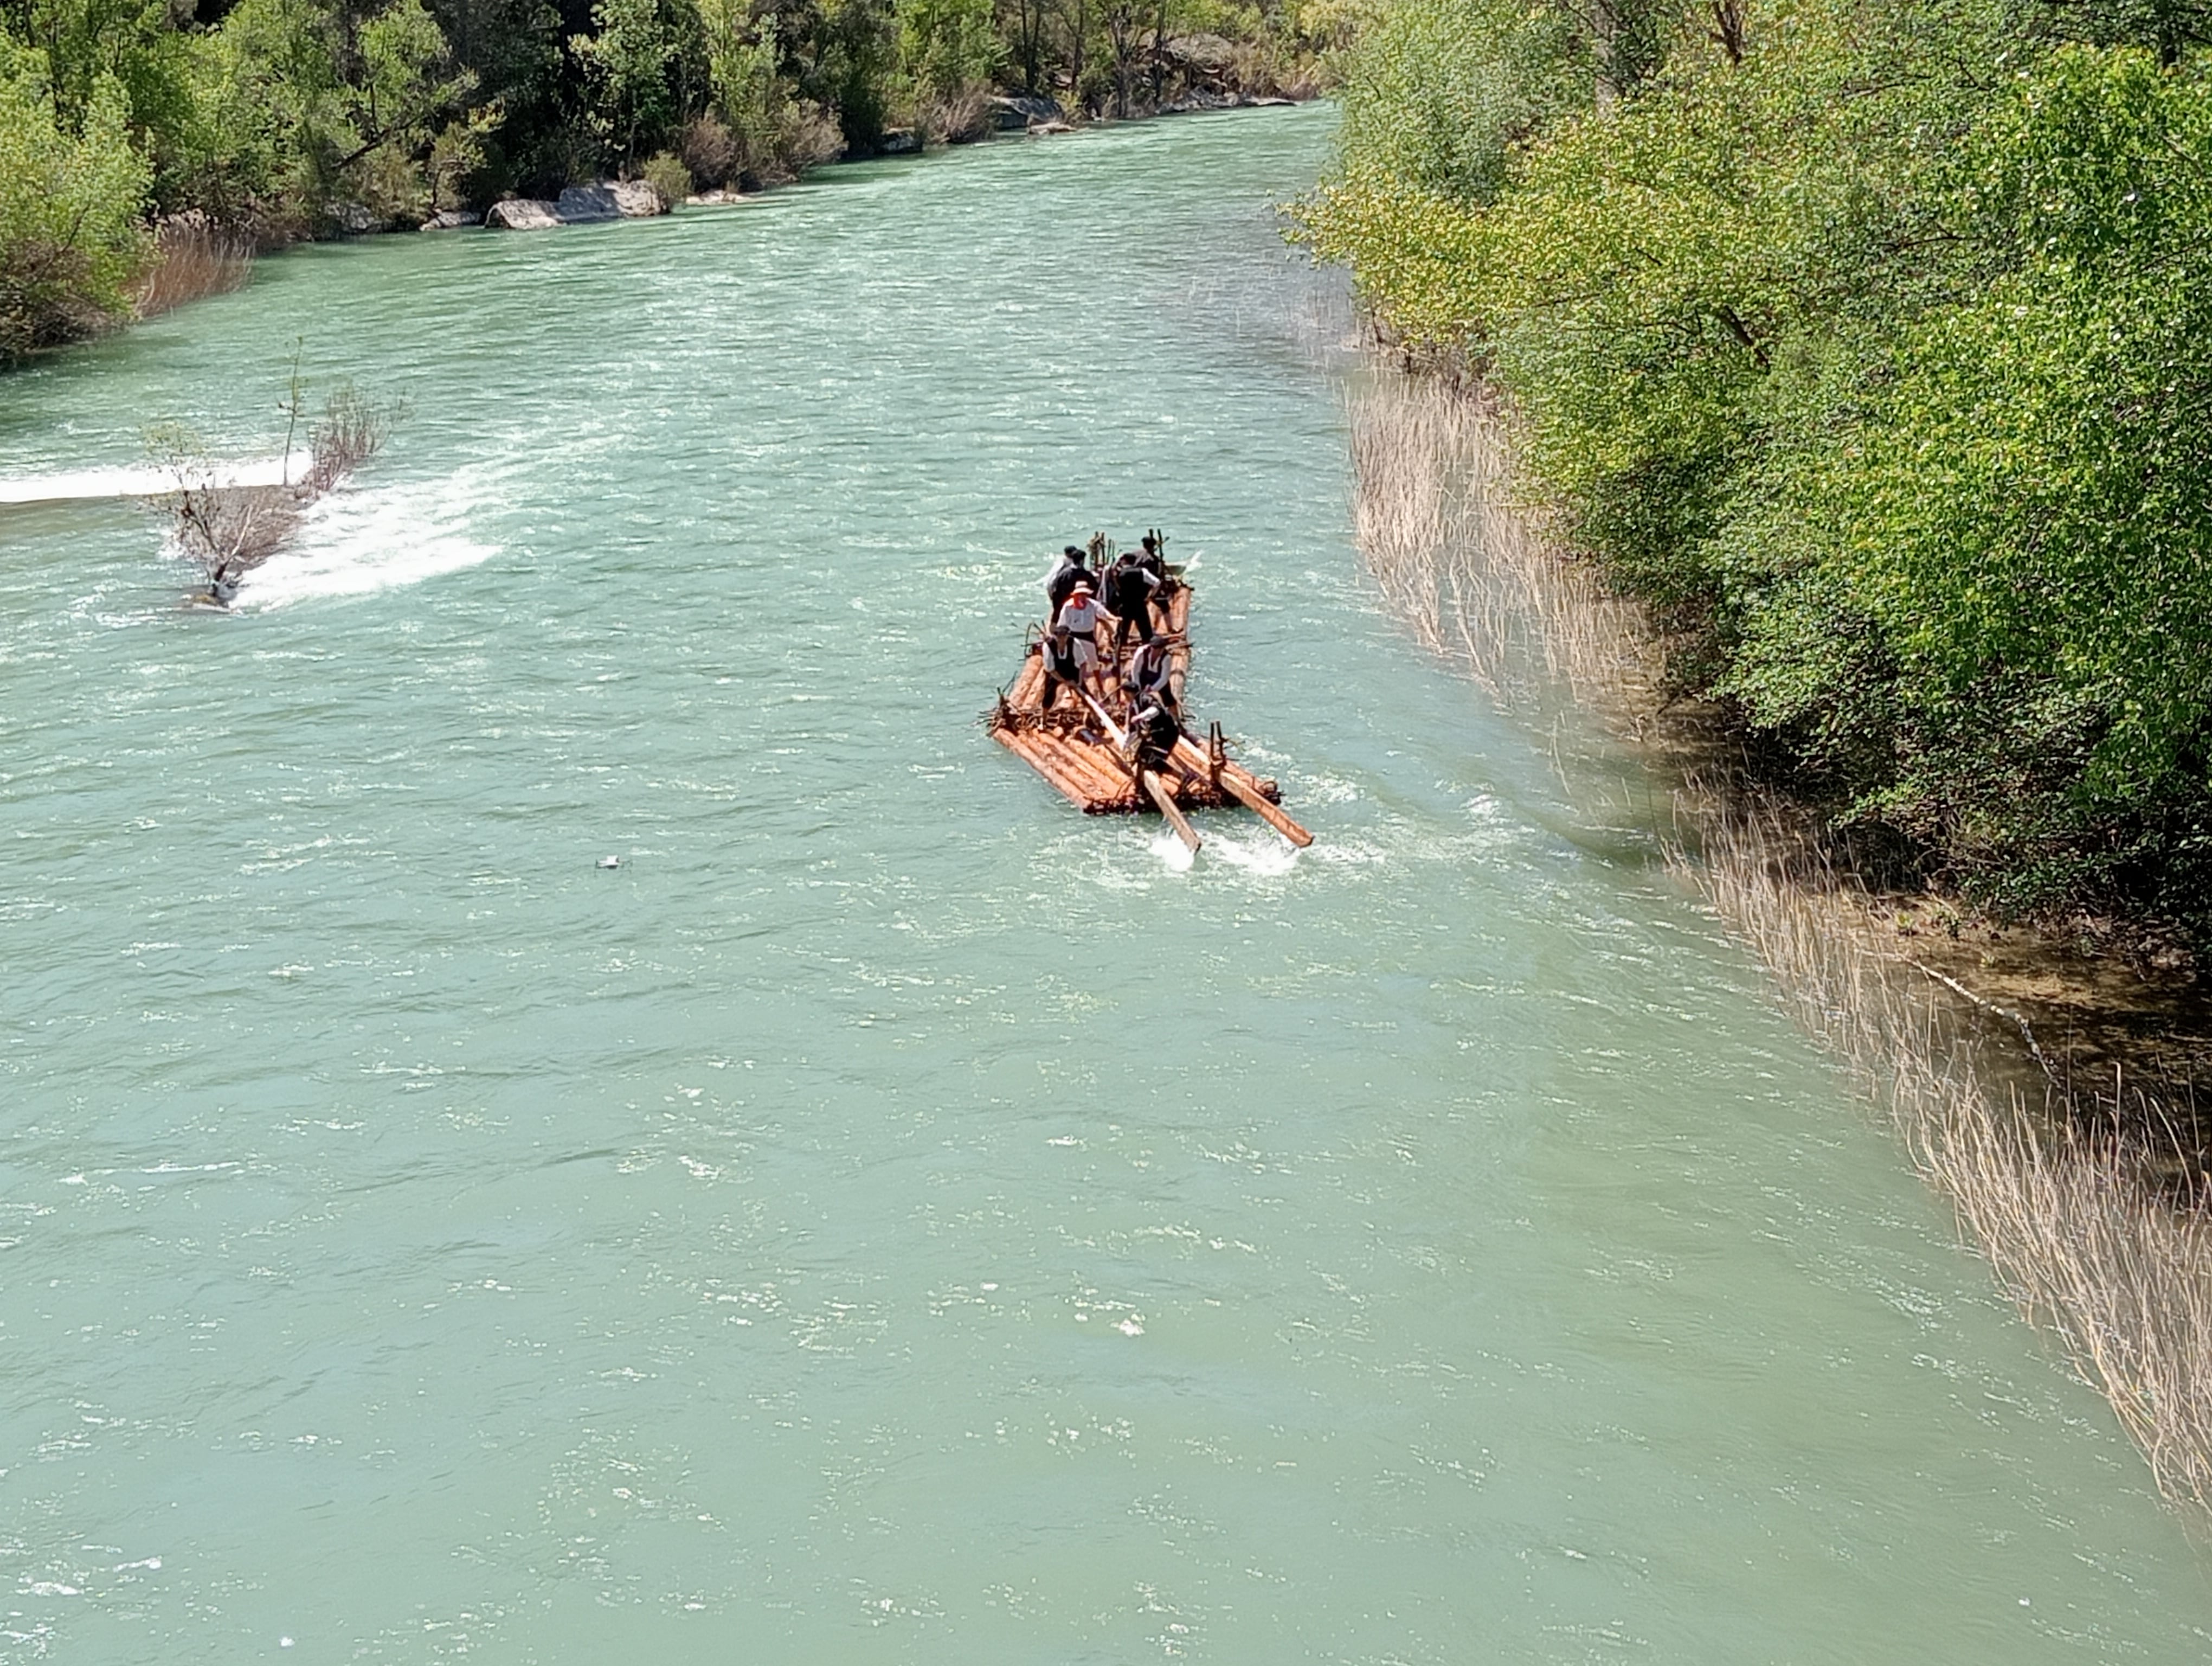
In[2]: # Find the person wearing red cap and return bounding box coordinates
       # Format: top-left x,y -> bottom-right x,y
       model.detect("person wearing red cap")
1051,576 -> 1107,709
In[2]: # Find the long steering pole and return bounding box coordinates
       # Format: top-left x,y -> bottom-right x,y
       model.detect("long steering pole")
1081,689 -> 1202,855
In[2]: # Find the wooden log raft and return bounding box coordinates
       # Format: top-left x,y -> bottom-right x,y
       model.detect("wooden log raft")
987,573 -> 1308,844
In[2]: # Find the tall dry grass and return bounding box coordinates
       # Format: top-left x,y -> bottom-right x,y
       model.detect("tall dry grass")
135,217 -> 256,319
1688,804 -> 2212,1508
1345,375 -> 1658,725
1348,367 -> 2212,1511
919,87 -> 994,145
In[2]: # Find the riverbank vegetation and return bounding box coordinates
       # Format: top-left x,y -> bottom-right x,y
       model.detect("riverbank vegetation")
1298,0 -> 2212,954
1346,373 -> 2212,1508
0,0 -> 1338,361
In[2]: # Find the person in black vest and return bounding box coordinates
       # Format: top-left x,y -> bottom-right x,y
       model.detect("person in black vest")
1126,692 -> 1182,778
1103,549 -> 1160,651
1123,635 -> 1175,714
1045,545 -> 1091,612
1136,532 -> 1165,579
1038,623 -> 1082,719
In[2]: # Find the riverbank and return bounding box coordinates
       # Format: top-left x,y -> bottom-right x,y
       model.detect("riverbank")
86,94 -> 1325,360
1349,368 -> 2212,1506
1300,0 -> 2212,957
2,0 -> 1340,367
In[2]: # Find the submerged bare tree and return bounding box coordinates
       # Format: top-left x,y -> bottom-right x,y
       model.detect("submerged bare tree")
153,378 -> 399,606
304,385 -> 391,494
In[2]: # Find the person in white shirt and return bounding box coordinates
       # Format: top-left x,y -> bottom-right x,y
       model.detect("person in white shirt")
1052,578 -> 1107,706
1123,635 -> 1175,714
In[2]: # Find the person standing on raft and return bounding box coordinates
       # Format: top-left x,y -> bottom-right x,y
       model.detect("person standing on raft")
1103,548 -> 1160,651
1051,575 -> 1108,707
1045,544 -> 1091,612
1123,633 -> 1177,716
1037,621 -> 1083,719
1135,531 -> 1169,592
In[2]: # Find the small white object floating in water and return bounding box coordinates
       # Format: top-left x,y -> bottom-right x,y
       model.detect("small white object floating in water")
596,855 -> 621,869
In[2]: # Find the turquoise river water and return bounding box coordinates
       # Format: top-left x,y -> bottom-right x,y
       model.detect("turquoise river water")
3,106 -> 2210,1663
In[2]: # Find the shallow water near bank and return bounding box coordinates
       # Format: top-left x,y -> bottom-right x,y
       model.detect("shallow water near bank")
3,107 -> 2210,1662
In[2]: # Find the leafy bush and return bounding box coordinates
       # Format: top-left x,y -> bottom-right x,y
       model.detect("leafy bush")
698,7 -> 848,181
901,0 -> 1002,114
1719,47 -> 2212,924
0,41 -> 151,358
639,146 -> 692,203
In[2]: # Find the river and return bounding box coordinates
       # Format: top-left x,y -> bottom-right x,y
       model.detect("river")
1,105 -> 2208,1663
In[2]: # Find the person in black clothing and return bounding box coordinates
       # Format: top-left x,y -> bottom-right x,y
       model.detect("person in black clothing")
1123,635 -> 1175,713
1038,625 -> 1081,717
1045,545 -> 1091,612
1126,693 -> 1182,777
1103,550 -> 1160,650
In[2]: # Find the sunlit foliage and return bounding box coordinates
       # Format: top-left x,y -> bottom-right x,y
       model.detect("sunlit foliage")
0,39 -> 149,356
1304,0 -> 2212,933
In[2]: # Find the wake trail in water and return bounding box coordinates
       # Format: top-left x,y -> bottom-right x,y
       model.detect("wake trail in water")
240,469 -> 500,608
1149,829 -> 1197,873
1208,831 -> 1299,876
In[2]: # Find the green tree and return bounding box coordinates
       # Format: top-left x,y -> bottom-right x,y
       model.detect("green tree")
899,0 -> 998,101
572,0 -> 679,165
0,39 -> 150,357
1719,47 -> 2212,920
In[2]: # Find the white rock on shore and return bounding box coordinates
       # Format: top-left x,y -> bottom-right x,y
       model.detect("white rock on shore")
487,198 -> 562,230
486,182 -> 668,230
556,181 -> 668,221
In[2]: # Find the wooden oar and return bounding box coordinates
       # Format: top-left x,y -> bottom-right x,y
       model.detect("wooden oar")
1173,729 -> 1314,851
1141,771 -> 1203,854
1219,771 -> 1314,848
1082,691 -> 1201,855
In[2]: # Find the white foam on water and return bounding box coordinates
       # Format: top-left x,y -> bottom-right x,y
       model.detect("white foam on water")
1148,829 -> 1195,873
1208,831 -> 1298,877
0,454 -> 306,505
239,472 -> 498,609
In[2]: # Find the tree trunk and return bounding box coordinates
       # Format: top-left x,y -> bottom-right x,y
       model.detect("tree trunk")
1150,0 -> 1168,108
1592,0 -> 1616,111
1071,0 -> 1088,111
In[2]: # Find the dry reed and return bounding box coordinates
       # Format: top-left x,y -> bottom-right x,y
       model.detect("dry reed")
305,386 -> 391,495
1344,375 -> 1657,724
135,217 -> 256,319
171,482 -> 301,585
1687,805 -> 2212,1508
1347,367 -> 2212,1511
921,87 -> 994,145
